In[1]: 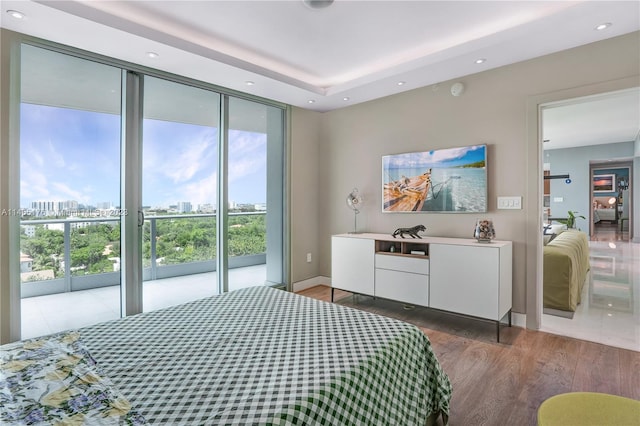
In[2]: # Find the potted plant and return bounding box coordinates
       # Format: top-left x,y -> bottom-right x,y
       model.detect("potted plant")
558,210 -> 585,229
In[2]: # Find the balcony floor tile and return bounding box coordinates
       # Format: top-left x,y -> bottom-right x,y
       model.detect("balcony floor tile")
21,265 -> 266,340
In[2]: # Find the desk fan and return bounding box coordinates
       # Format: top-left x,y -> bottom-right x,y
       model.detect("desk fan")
346,188 -> 363,233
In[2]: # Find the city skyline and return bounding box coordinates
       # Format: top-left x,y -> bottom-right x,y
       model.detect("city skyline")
20,103 -> 268,209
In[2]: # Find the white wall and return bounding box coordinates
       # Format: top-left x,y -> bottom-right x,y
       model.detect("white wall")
290,108 -> 323,284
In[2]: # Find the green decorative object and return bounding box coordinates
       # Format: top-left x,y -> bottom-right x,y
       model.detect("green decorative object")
558,210 -> 585,229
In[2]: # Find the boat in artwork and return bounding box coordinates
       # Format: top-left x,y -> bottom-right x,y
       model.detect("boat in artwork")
383,169 -> 432,212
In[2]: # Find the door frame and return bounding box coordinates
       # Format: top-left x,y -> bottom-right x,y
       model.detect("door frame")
526,77 -> 639,331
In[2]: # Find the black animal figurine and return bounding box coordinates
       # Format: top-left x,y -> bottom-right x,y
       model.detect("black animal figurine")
392,224 -> 426,239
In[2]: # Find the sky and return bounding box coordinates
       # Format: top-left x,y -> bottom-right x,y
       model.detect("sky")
383,144 -> 486,170
20,104 -> 267,209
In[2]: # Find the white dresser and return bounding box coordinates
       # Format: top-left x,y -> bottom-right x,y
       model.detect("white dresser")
331,233 -> 513,341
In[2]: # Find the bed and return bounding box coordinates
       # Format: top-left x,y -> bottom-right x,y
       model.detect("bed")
593,208 -> 617,223
1,286 -> 452,425
593,197 -> 617,223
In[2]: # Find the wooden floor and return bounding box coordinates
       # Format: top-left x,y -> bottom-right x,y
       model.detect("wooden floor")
297,286 -> 640,426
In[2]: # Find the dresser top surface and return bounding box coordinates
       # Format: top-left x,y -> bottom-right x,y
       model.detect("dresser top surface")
333,233 -> 512,248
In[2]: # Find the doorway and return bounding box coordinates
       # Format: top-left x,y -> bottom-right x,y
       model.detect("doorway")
539,88 -> 639,351
590,163 -> 632,241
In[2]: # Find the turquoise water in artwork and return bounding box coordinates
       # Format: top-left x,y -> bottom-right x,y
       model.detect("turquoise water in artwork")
384,167 -> 486,212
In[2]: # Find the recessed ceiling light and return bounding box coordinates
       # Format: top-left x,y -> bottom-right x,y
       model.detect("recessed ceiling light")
6,10 -> 24,19
302,0 -> 334,9
146,52 -> 159,59
245,81 -> 255,86
343,97 -> 350,101
475,58 -> 486,64
397,81 -> 406,86
308,100 -> 316,104
595,22 -> 612,31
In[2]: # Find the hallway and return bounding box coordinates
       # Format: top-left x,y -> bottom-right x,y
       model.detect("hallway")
541,223 -> 639,352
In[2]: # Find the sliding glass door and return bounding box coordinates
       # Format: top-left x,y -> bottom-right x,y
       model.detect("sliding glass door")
19,45 -> 123,338
16,42 -> 286,338
226,97 -> 284,291
141,76 -> 220,311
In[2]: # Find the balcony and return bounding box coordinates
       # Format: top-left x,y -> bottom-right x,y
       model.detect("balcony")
20,212 -> 269,339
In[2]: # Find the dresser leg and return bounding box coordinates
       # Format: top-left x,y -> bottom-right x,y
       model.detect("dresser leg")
331,287 -> 335,302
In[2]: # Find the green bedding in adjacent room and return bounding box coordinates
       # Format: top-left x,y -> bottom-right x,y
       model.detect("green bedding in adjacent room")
543,230 -> 590,312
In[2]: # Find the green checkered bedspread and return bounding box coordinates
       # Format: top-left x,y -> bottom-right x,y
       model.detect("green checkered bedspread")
76,286 -> 451,424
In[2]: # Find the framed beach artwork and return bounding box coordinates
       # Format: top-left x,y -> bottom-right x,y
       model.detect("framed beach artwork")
382,144 -> 487,213
593,174 -> 615,193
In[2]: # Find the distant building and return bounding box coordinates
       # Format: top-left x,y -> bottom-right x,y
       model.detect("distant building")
198,203 -> 215,213
19,252 -> 56,282
70,221 -> 91,230
177,201 -> 192,213
30,200 -> 79,216
31,200 -> 58,215
61,200 -> 78,210
96,201 -> 112,210
254,203 -> 267,211
235,203 -> 255,211
22,225 -> 36,237
20,253 -> 33,273
44,223 -> 64,232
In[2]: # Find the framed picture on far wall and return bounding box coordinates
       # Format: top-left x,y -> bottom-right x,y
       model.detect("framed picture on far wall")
593,174 -> 615,193
382,144 -> 487,213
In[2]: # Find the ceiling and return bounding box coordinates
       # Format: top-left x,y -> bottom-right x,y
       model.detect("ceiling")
1,1 -> 639,149
543,87 -> 640,151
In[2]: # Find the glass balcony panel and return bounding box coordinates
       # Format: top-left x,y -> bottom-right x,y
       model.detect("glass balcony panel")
20,212 -> 266,337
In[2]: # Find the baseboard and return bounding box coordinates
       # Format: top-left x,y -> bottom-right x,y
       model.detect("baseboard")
511,312 -> 526,328
292,276 -> 331,292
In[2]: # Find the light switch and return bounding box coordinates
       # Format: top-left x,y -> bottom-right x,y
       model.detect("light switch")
497,196 -> 522,209
553,197 -> 563,202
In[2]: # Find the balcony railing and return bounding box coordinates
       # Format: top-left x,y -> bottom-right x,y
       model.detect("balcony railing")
20,212 -> 266,298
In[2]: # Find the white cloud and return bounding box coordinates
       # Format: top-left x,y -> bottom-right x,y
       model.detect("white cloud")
176,172 -> 217,207
29,148 -> 45,167
163,131 -> 215,183
49,182 -> 91,204
228,132 -> 265,182
46,139 -> 66,168
20,161 -> 51,202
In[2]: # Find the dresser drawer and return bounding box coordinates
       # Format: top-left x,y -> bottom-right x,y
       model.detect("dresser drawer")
375,269 -> 429,306
375,253 -> 429,275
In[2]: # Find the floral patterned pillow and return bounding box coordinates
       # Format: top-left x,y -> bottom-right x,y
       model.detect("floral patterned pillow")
1,331 -> 146,425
